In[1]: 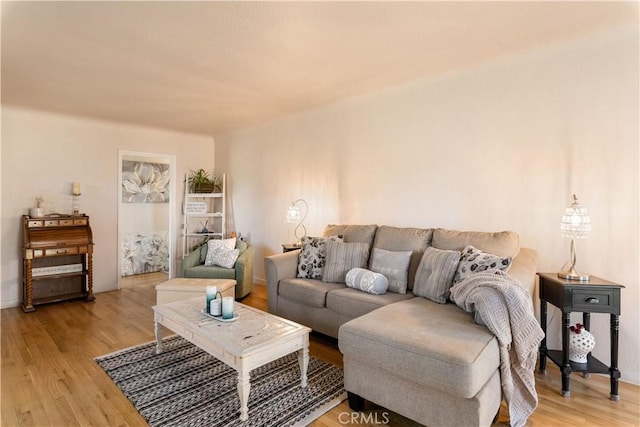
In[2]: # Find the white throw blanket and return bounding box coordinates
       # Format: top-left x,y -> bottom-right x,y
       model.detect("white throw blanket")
449,270 -> 544,427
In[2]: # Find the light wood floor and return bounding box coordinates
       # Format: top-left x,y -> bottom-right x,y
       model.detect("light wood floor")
2,274 -> 638,426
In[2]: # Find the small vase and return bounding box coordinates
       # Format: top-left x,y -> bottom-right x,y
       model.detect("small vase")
569,328 -> 595,363
30,207 -> 44,218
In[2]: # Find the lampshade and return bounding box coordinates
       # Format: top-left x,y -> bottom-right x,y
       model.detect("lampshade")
560,195 -> 591,239
558,194 -> 591,281
286,199 -> 308,244
287,205 -> 301,223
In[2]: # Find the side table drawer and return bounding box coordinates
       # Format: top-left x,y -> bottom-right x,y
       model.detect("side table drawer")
572,290 -> 614,313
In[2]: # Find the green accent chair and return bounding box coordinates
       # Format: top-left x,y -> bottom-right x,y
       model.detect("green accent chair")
181,240 -> 254,299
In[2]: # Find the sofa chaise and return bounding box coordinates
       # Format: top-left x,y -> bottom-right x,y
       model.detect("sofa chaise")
265,224 -> 538,426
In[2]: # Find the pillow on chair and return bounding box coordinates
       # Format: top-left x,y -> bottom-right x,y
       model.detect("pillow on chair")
206,246 -> 240,268
204,237 -> 237,266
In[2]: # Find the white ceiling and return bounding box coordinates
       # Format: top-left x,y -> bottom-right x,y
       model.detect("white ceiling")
1,1 -> 637,136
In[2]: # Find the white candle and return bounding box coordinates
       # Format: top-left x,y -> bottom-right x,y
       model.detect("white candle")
222,297 -> 234,319
206,286 -> 217,313
210,298 -> 222,316
72,182 -> 81,196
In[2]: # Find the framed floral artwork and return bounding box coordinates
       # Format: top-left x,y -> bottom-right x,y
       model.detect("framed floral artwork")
121,161 -> 170,203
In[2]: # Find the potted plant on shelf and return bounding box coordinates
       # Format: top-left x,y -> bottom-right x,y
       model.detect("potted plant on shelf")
30,196 -> 44,218
188,169 -> 222,193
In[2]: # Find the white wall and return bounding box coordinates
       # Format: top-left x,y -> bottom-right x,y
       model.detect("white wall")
1,107 -> 214,305
216,26 -> 639,384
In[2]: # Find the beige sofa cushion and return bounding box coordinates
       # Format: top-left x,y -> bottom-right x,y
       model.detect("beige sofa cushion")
431,228 -> 520,258
371,226 -> 433,290
327,287 -> 414,318
323,224 -> 378,246
323,241 -> 370,283
278,278 -> 345,308
339,297 -> 500,399
413,247 -> 461,303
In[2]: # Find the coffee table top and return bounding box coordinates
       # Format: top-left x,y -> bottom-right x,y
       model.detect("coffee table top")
153,297 -> 310,356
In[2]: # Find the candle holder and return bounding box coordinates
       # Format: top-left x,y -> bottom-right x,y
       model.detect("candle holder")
72,194 -> 81,216
71,182 -> 82,216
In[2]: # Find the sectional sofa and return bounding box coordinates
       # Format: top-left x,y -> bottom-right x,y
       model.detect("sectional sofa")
264,224 -> 538,427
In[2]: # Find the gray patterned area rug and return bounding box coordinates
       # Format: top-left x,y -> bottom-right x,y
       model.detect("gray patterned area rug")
95,335 -> 346,427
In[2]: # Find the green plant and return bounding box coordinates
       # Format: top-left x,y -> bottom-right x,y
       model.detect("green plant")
35,196 -> 43,208
188,169 -> 222,193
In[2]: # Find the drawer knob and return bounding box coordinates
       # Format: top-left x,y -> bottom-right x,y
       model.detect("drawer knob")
585,297 -> 600,304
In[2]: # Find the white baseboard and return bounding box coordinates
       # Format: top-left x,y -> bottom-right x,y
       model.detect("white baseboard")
0,298 -> 21,309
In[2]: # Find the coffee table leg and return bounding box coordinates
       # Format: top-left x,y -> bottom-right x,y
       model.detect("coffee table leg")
298,334 -> 309,388
154,319 -> 163,354
238,369 -> 250,421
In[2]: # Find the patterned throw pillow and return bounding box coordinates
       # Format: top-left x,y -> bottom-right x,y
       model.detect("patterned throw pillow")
453,245 -> 512,285
345,268 -> 389,295
207,246 -> 240,268
413,247 -> 461,303
369,248 -> 413,294
322,242 -> 370,283
297,235 -> 344,279
204,237 -> 237,266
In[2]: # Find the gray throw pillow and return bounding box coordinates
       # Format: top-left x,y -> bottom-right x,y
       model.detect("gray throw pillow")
207,246 -> 240,268
204,237 -> 237,266
369,248 -> 412,294
453,245 -> 512,285
322,242 -> 370,283
345,268 -> 389,295
297,235 -> 344,279
413,247 -> 461,303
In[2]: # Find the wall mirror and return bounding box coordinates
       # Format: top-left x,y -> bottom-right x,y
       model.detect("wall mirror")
117,150 -> 176,288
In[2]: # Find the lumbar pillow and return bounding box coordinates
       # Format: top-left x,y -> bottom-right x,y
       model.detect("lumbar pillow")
206,245 -> 240,268
297,235 -> 344,279
453,245 -> 512,284
322,241 -> 370,283
369,248 -> 412,294
204,237 -> 237,265
413,247 -> 461,303
345,268 -> 388,295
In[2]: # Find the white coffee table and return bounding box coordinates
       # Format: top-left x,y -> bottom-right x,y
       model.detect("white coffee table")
152,297 -> 311,421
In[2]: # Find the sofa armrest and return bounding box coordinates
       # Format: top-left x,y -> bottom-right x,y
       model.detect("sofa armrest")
509,247 -> 538,295
234,244 -> 255,299
181,247 -> 202,276
264,250 -> 300,313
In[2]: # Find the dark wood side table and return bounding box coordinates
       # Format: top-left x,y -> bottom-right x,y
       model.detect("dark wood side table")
538,272 -> 624,400
282,243 -> 301,253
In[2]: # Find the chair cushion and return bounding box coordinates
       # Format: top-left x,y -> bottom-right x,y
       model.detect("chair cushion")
184,265 -> 235,280
338,297 -> 499,399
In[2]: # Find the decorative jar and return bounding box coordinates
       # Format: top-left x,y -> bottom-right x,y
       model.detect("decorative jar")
568,323 -> 595,363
